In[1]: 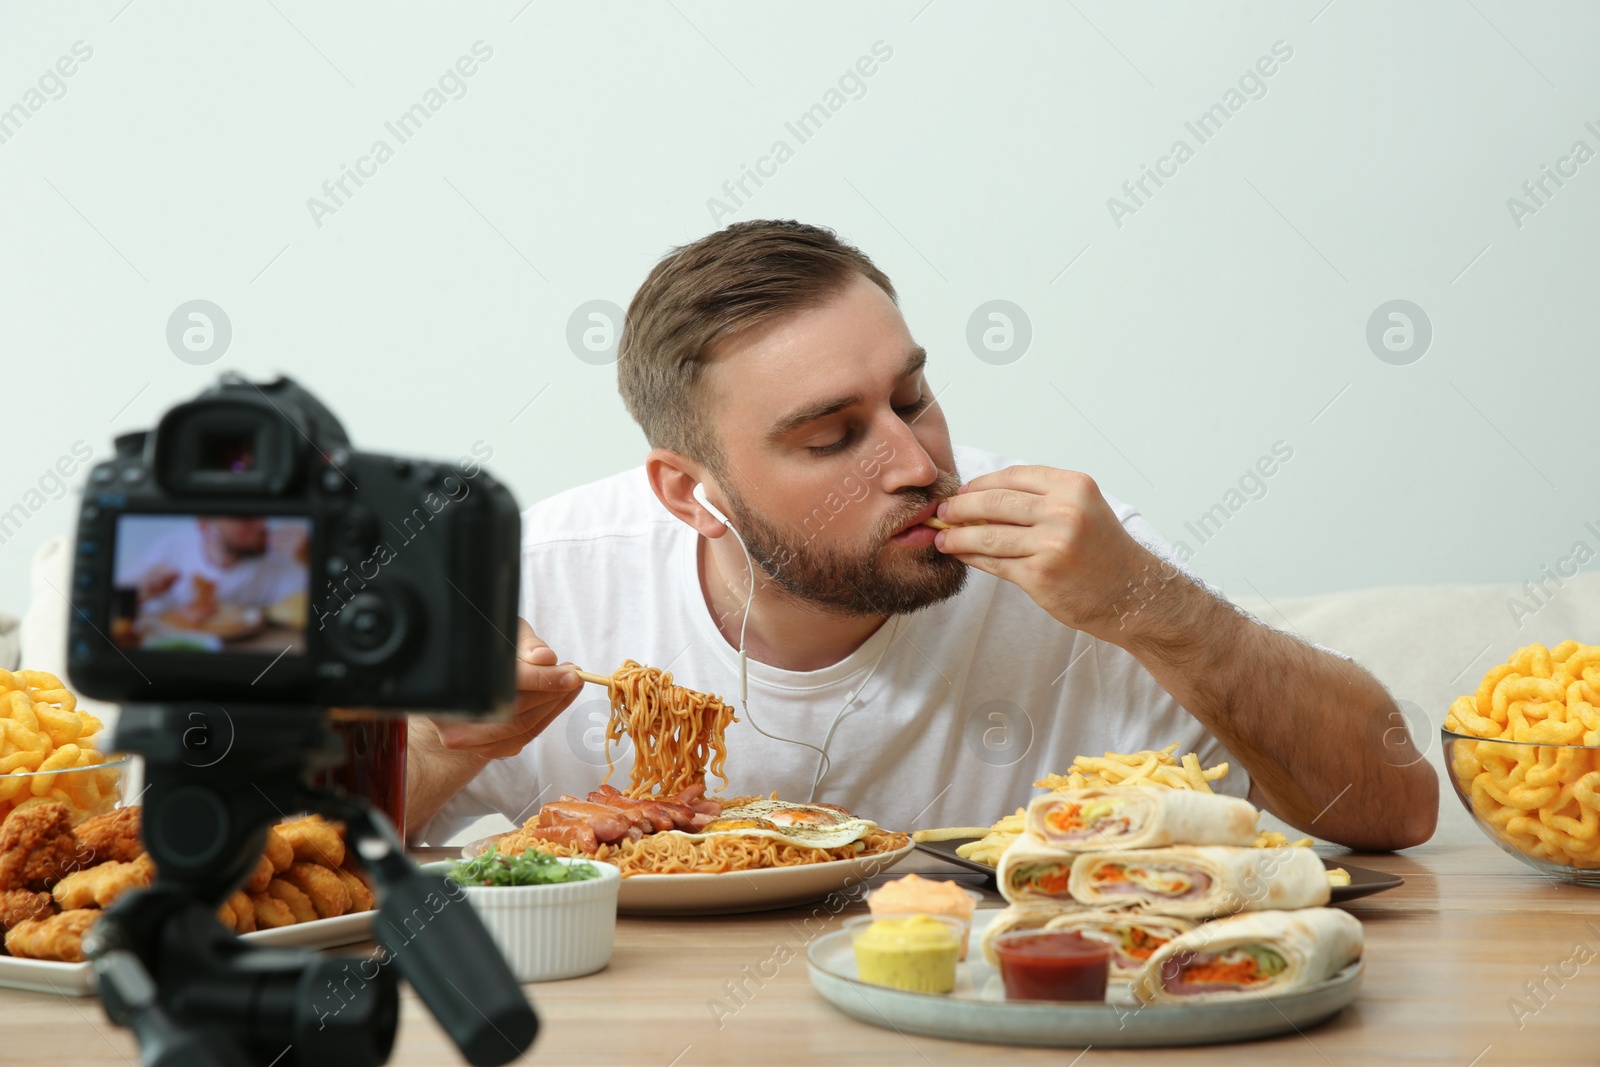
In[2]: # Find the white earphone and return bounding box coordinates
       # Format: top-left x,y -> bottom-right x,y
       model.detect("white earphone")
692,482 -> 731,527
689,481 -> 900,800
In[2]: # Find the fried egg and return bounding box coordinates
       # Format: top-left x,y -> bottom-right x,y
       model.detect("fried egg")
691,799 -> 877,850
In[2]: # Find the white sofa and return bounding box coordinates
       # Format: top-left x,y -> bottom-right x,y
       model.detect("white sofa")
1235,571 -> 1600,846
13,534 -> 1598,849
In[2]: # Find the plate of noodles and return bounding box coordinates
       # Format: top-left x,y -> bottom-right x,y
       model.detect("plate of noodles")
468,659 -> 914,914
464,811 -> 915,916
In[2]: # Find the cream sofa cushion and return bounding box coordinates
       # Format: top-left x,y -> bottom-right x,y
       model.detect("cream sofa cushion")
0,612 -> 19,671
1234,571 -> 1600,846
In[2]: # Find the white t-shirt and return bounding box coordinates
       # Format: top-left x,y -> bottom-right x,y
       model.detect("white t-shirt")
419,445 -> 1248,842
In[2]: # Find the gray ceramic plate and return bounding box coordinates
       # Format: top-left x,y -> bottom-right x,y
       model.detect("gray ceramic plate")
807,911 -> 1362,1047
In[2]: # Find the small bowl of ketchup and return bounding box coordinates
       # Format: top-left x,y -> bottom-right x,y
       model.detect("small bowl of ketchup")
990,929 -> 1112,1002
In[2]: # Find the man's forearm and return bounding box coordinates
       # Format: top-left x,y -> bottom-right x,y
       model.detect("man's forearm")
405,716 -> 488,843
1109,569 -> 1438,850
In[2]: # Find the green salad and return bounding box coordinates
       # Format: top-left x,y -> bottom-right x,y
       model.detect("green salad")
446,846 -> 601,887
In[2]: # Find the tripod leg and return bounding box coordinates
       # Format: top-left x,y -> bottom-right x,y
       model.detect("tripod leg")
86,908 -> 244,1067
306,795 -> 539,1066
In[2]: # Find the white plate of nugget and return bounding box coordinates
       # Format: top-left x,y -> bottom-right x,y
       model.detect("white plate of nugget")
0,804 -> 378,997
0,669 -> 379,996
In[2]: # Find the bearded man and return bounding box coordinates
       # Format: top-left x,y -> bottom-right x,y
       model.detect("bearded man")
407,220 -> 1436,851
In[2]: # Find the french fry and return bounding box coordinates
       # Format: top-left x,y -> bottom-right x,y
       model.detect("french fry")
1031,743 -> 1228,795
918,743 -> 1270,867
911,827 -> 995,843
1253,830 -> 1314,849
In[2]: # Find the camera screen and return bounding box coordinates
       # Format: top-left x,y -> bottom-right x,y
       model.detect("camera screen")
109,515 -> 312,655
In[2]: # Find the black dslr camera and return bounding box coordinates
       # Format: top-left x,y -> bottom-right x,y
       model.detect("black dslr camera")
65,375 -> 537,1067
69,373 -> 519,711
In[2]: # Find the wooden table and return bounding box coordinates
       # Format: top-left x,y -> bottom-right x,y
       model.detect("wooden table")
6,842 -> 1597,1065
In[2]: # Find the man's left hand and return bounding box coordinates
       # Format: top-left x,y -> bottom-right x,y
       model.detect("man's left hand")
932,465 -> 1158,639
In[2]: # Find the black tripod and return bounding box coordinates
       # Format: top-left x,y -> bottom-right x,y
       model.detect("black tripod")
85,704 -> 538,1067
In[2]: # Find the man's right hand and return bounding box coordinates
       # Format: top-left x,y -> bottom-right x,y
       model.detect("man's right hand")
431,617 -> 584,760
137,566 -> 180,602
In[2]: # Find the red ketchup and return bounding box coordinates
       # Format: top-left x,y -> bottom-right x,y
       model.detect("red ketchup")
992,930 -> 1112,1002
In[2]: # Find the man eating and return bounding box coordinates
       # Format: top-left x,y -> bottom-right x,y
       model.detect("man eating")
407,219 -> 1438,851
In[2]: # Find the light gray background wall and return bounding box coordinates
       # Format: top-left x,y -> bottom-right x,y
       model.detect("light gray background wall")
2,0 -> 1597,620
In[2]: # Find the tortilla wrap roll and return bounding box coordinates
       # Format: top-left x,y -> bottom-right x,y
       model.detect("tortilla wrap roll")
1026,787 -> 1258,850
998,838 -> 1099,904
978,903 -> 1082,968
1132,907 -> 1363,1003
1041,910 -> 1195,979
1068,845 -> 1329,918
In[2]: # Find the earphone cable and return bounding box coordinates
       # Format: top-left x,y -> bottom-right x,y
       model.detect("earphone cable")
807,615 -> 900,801
714,515 -> 899,803
718,520 -> 837,790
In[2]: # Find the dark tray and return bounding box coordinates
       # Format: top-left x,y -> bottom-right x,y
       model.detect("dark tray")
914,837 -> 1404,903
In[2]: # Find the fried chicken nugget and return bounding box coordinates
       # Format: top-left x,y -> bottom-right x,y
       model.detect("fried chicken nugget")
0,802 -> 80,892
215,889 -> 256,934
280,861 -> 350,919
265,878 -> 318,924
0,888 -> 54,931
5,908 -> 99,962
73,807 -> 143,865
277,815 -> 344,868
244,825 -> 295,893
246,853 -> 275,894
334,868 -> 374,913
52,853 -> 154,910
262,826 -> 293,872
231,889 -> 257,934
249,892 -> 297,930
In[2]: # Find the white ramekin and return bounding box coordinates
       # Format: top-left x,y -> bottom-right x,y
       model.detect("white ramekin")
426,857 -> 621,982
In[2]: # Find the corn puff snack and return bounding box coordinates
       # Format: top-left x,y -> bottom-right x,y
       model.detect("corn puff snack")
1445,641 -> 1600,869
0,671 -> 120,825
